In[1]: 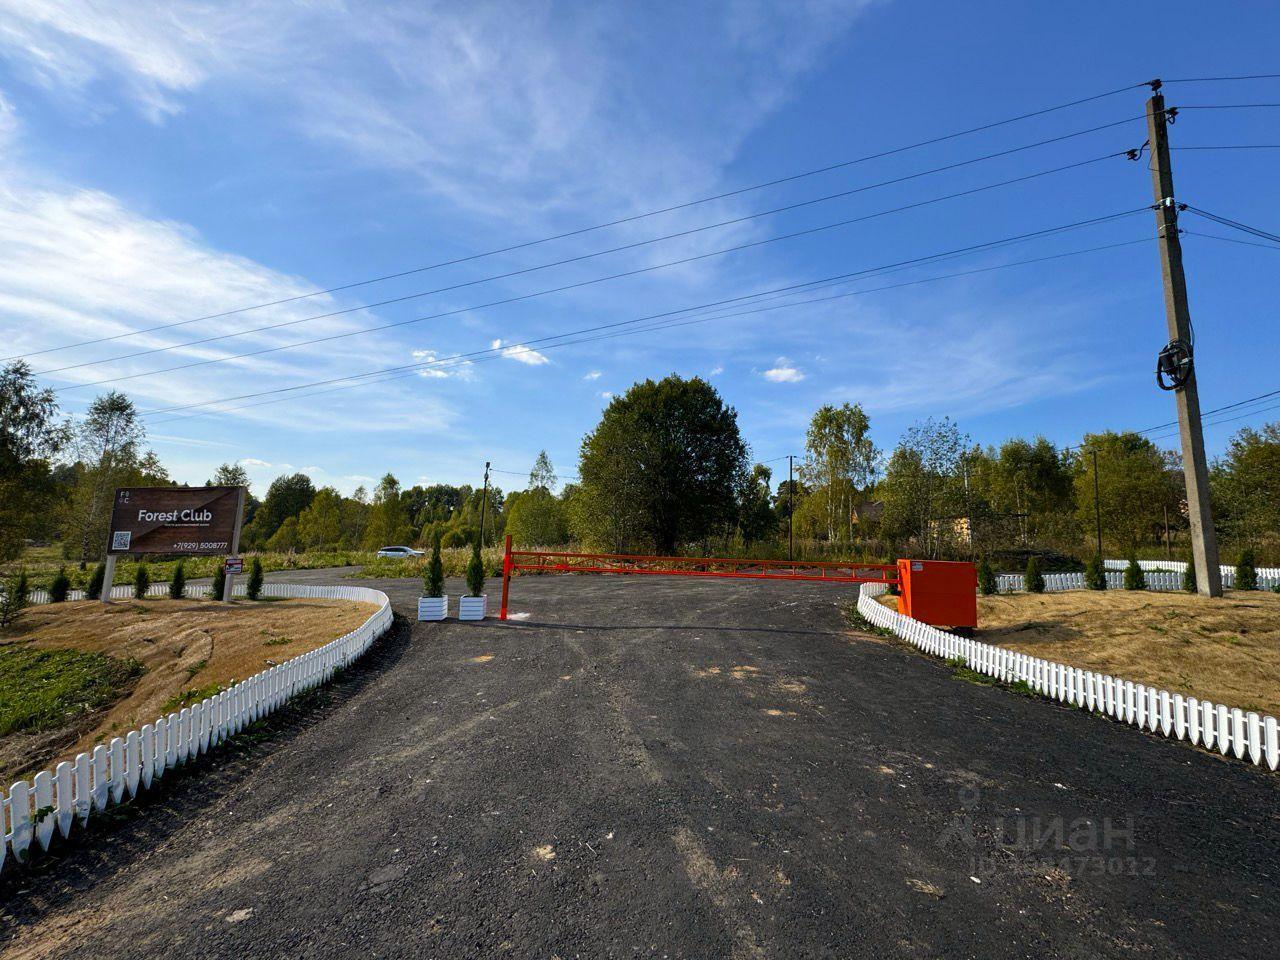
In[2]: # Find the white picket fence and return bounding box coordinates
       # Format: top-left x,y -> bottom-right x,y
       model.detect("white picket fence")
1104,558 -> 1280,579
857,582 -> 1280,771
995,566 -> 1280,594
0,582 -> 392,874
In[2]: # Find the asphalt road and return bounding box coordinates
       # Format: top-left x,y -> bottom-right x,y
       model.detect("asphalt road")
2,571 -> 1278,959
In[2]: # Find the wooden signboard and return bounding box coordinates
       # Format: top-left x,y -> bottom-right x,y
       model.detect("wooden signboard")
107,486 -> 246,556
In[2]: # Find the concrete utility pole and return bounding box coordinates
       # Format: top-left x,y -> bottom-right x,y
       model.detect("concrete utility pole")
1145,89 -> 1222,596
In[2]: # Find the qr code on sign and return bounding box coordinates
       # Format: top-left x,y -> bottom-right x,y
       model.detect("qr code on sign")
111,531 -> 131,551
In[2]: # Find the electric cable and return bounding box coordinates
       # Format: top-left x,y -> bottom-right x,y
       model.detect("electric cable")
5,80 -> 1147,363
52,153 -> 1138,393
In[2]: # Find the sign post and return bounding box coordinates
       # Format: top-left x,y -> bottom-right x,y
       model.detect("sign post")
104,486 -> 248,604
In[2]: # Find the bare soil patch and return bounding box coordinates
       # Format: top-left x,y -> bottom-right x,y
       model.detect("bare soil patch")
0,597 -> 376,782
974,590 -> 1280,717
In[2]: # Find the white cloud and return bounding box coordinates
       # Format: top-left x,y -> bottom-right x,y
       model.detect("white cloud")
599,391 -> 613,400
762,358 -> 805,383
582,370 -> 602,381
491,338 -> 549,366
238,457 -> 272,468
709,364 -> 724,376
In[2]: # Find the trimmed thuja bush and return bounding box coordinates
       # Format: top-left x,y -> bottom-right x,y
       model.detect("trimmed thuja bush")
87,561 -> 107,600
209,563 -> 226,600
170,561 -> 186,599
1024,556 -> 1045,594
1182,556 -> 1196,593
246,557 -> 264,600
134,563 -> 150,599
1084,554 -> 1106,590
0,570 -> 29,626
1124,557 -> 1146,591
466,542 -> 485,597
1236,549 -> 1258,591
425,536 -> 444,598
49,566 -> 71,603
977,557 -> 996,596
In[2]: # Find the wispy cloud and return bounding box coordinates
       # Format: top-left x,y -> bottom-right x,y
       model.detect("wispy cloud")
582,370 -> 602,381
761,358 -> 804,383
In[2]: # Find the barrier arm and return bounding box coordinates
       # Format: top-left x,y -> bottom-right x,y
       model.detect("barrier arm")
500,534 -> 513,620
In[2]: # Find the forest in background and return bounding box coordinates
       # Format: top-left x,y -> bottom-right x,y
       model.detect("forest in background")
4,361 -> 1280,586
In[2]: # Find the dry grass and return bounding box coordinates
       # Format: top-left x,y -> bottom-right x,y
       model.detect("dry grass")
975,590 -> 1280,717
0,597 -> 376,781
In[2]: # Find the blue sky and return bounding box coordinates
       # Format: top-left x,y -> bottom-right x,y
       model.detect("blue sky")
1,0 -> 1277,496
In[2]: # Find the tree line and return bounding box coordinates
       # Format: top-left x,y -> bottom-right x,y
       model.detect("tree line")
3,361 -> 1278,567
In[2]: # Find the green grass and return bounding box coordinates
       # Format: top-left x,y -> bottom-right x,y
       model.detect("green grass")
0,647 -> 143,737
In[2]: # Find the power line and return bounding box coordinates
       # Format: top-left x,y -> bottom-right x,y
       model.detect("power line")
39,123 -> 1148,380
1164,74 -> 1280,83
53,152 -> 1137,394
1170,144 -> 1280,150
1181,204 -> 1280,245
1175,103 -> 1280,109
6,80 -> 1147,364
1183,229 -> 1280,251
142,216 -> 1149,422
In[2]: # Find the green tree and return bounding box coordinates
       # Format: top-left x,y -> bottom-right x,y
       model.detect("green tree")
529,450 -> 557,491
297,487 -> 344,548
801,403 -> 879,542
246,557 -> 264,599
573,376 -> 748,553
1124,557 -> 1146,591
1182,556 -> 1196,592
87,561 -> 106,600
209,563 -> 226,600
1024,555 -> 1045,593
506,488 -> 568,546
1236,549 -> 1258,591
50,566 -> 71,603
1211,423 -> 1280,549
66,391 -> 162,563
266,515 -> 301,552
1084,554 -> 1106,590
0,361 -> 69,561
208,462 -> 250,488
1073,433 -> 1177,556
977,557 -> 996,595
738,464 -> 776,545
879,418 -> 969,556
465,542 -> 485,597
170,561 -> 186,599
133,563 -> 150,599
424,535 -> 444,597
248,472 -> 315,544
363,473 -> 412,548
0,570 -> 28,626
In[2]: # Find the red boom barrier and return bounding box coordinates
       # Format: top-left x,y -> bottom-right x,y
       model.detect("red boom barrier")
497,534 -> 898,620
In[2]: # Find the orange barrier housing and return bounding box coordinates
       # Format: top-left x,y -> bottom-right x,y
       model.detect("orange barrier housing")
897,559 -> 978,628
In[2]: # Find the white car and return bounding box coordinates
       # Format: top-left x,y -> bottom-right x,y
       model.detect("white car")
376,545 -> 423,558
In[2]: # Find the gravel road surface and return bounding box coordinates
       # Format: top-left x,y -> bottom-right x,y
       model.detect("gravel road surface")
2,571 -> 1277,959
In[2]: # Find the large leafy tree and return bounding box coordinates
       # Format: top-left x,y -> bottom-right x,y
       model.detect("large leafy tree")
878,417 -> 969,556
801,403 -> 879,542
0,362 -> 69,560
573,375 -> 748,553
249,472 -> 316,544
363,473 -> 415,547
506,488 -> 568,546
1072,432 -> 1178,554
1211,422 -> 1280,549
297,486 -> 344,548
66,391 -> 167,562
738,463 -> 776,545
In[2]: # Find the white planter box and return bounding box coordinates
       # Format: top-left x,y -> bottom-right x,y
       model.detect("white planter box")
417,595 -> 448,621
458,595 -> 487,621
